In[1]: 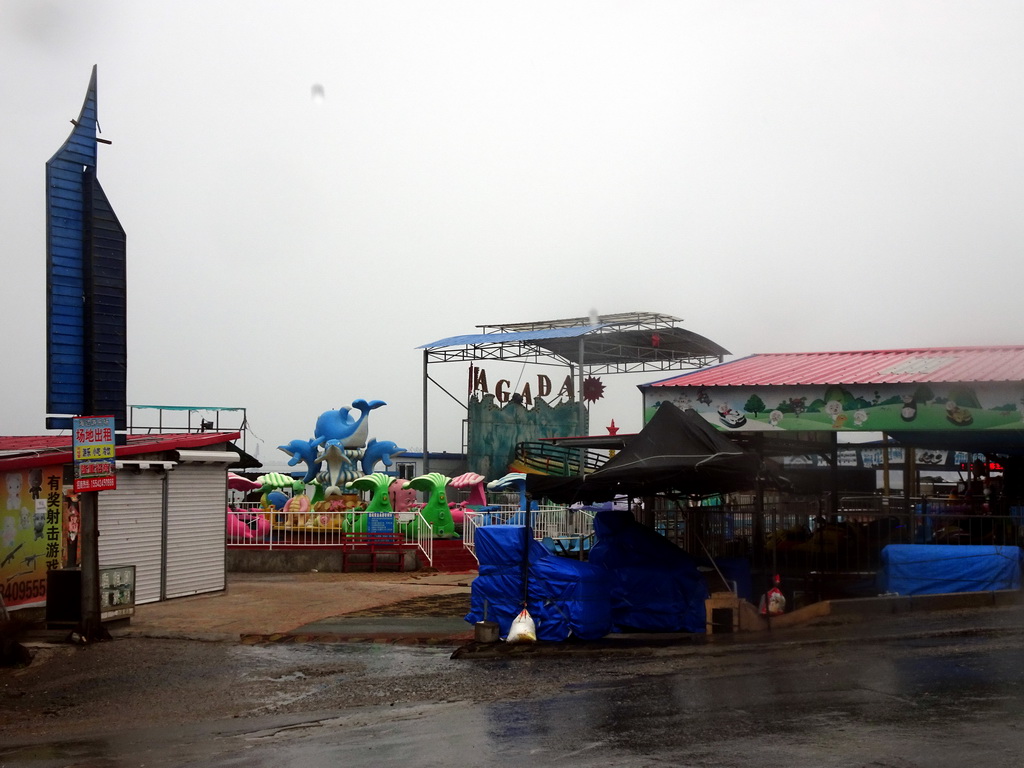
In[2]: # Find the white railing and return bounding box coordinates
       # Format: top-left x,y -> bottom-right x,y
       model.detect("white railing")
227,507 -> 428,554
462,511 -> 480,554
415,512 -> 434,566
534,505 -> 594,541
226,503 -> 565,569
462,506 -> 595,562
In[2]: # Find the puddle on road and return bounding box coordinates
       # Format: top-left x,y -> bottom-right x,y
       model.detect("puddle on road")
7,638 -> 1024,768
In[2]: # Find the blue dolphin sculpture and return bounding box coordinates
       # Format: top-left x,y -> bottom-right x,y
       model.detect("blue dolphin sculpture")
277,438 -> 323,484
314,399 -> 387,449
360,438 -> 406,475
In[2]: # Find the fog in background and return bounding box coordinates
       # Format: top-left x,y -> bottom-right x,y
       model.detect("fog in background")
3,1 -> 1022,468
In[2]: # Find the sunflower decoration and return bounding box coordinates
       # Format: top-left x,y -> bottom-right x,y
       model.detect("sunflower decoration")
582,376 -> 606,404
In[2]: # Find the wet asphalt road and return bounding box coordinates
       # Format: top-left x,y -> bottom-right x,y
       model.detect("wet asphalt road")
3,612 -> 1024,767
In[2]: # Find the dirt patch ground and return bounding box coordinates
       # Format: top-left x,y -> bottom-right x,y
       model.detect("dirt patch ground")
343,591 -> 471,618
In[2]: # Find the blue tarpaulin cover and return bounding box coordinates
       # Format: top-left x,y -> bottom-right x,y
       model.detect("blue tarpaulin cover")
589,510 -> 709,633
465,525 -> 613,641
877,544 -> 1023,596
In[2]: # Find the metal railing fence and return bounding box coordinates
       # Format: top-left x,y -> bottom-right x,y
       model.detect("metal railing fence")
646,493 -> 1023,600
512,442 -> 607,476
226,506 -> 434,560
463,505 -> 596,562
227,492 -> 1024,591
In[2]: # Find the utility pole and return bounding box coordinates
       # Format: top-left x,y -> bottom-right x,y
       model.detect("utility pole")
77,492 -> 108,641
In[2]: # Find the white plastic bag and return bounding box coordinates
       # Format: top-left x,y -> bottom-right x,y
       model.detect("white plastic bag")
768,589 -> 786,616
759,587 -> 786,616
505,608 -> 537,643
759,575 -> 786,617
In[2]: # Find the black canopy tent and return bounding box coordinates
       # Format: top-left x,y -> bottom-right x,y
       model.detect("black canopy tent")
525,403 -> 783,504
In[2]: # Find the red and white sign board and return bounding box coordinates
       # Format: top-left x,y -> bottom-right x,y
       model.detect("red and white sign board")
73,415 -> 117,492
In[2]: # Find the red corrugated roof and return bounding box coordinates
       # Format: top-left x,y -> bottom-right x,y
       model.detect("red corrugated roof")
646,346 -> 1024,388
0,431 -> 241,471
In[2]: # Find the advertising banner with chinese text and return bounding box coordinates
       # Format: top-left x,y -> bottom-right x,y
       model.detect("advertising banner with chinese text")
1,466 -> 64,609
73,415 -> 117,492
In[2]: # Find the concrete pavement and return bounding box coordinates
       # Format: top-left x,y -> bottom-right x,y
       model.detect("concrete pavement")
109,571 -> 478,645
91,569 -> 1024,651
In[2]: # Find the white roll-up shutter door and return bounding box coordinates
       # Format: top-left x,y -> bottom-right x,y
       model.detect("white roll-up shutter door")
98,470 -> 165,605
165,463 -> 228,598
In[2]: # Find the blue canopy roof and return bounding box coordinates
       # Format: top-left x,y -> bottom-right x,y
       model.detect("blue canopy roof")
419,324 -> 610,349
418,313 -> 729,372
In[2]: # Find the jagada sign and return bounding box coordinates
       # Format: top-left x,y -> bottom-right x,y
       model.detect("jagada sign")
468,365 -> 576,406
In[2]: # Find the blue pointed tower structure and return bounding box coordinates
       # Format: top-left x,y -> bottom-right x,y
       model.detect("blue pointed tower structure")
45,66 -> 127,434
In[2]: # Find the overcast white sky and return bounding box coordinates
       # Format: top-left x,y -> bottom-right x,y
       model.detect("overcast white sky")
3,1 -> 1023,468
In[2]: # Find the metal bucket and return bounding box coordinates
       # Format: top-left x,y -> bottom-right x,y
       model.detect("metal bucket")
474,620 -> 500,643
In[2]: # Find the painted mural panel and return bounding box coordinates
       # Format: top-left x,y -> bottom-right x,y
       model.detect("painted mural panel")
1,466 -> 64,610
644,382 -> 1024,433
467,394 -> 584,479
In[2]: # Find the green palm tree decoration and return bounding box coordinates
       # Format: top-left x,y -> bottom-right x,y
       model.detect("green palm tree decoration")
405,472 -> 457,538
347,473 -> 394,513
345,473 -> 394,533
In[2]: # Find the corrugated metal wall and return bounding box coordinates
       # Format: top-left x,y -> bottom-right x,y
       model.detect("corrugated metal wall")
45,72 -> 96,419
165,465 -> 227,599
98,471 -> 164,604
83,168 -> 127,422
45,66 -> 127,431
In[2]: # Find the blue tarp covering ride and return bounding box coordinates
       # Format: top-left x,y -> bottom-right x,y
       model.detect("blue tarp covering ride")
467,512 -> 719,640
466,525 -> 613,641
589,509 -> 709,633
877,544 -> 1023,596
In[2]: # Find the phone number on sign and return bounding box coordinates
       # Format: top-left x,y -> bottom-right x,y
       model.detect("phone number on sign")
0,578 -> 46,603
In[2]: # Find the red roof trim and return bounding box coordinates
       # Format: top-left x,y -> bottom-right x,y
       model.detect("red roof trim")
645,346 -> 1024,388
0,432 -> 242,472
